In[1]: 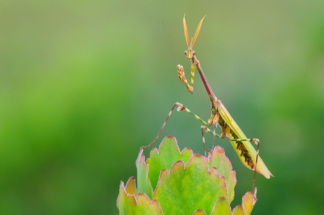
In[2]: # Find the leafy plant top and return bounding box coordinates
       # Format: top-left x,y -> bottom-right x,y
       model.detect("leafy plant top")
117,136 -> 256,215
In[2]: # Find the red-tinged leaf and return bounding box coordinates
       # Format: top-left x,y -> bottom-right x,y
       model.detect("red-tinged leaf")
192,209 -> 207,215
117,181 -> 137,213
242,190 -> 257,215
208,146 -> 236,203
136,148 -> 153,199
147,136 -> 193,190
153,154 -> 227,215
210,197 -> 231,215
232,205 -> 244,215
117,136 -> 260,214
117,181 -> 163,215
125,177 -> 138,197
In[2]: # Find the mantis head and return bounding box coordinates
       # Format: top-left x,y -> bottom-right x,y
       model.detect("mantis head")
183,15 -> 205,60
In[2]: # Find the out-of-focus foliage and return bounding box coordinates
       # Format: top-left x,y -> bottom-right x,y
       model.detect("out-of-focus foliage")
0,0 -> 323,214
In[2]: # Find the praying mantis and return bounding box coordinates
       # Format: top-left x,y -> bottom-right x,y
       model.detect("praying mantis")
144,16 -> 273,193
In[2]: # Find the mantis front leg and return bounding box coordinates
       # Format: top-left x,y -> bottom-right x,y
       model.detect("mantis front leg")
177,64 -> 196,93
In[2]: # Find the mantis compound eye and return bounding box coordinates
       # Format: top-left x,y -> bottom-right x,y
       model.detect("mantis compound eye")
192,51 -> 196,55
184,51 -> 187,55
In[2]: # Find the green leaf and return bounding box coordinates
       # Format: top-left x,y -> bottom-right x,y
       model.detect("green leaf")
211,197 -> 231,215
117,179 -> 163,215
242,190 -> 257,215
125,177 -> 138,196
232,206 -> 244,215
153,154 -> 227,215
208,145 -> 236,203
192,209 -> 207,215
136,148 -> 153,199
147,136 -> 193,190
118,136 -> 259,215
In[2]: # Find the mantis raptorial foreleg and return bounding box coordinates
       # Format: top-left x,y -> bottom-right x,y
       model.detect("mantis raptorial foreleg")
178,63 -> 196,93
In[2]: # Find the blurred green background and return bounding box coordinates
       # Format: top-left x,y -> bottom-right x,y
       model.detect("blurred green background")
1,0 -> 324,214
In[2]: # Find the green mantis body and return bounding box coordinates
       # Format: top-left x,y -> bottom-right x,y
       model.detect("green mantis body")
144,16 -> 272,193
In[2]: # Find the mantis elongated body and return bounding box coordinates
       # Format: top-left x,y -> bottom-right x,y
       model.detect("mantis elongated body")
144,16 -> 272,194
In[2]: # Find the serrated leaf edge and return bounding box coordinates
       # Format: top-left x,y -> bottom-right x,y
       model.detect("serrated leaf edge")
242,190 -> 257,215
192,209 -> 207,215
125,176 -> 138,197
136,147 -> 154,195
153,153 -> 228,199
148,135 -> 193,158
232,205 -> 244,215
210,196 -> 231,215
208,146 -> 237,203
117,180 -> 164,214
